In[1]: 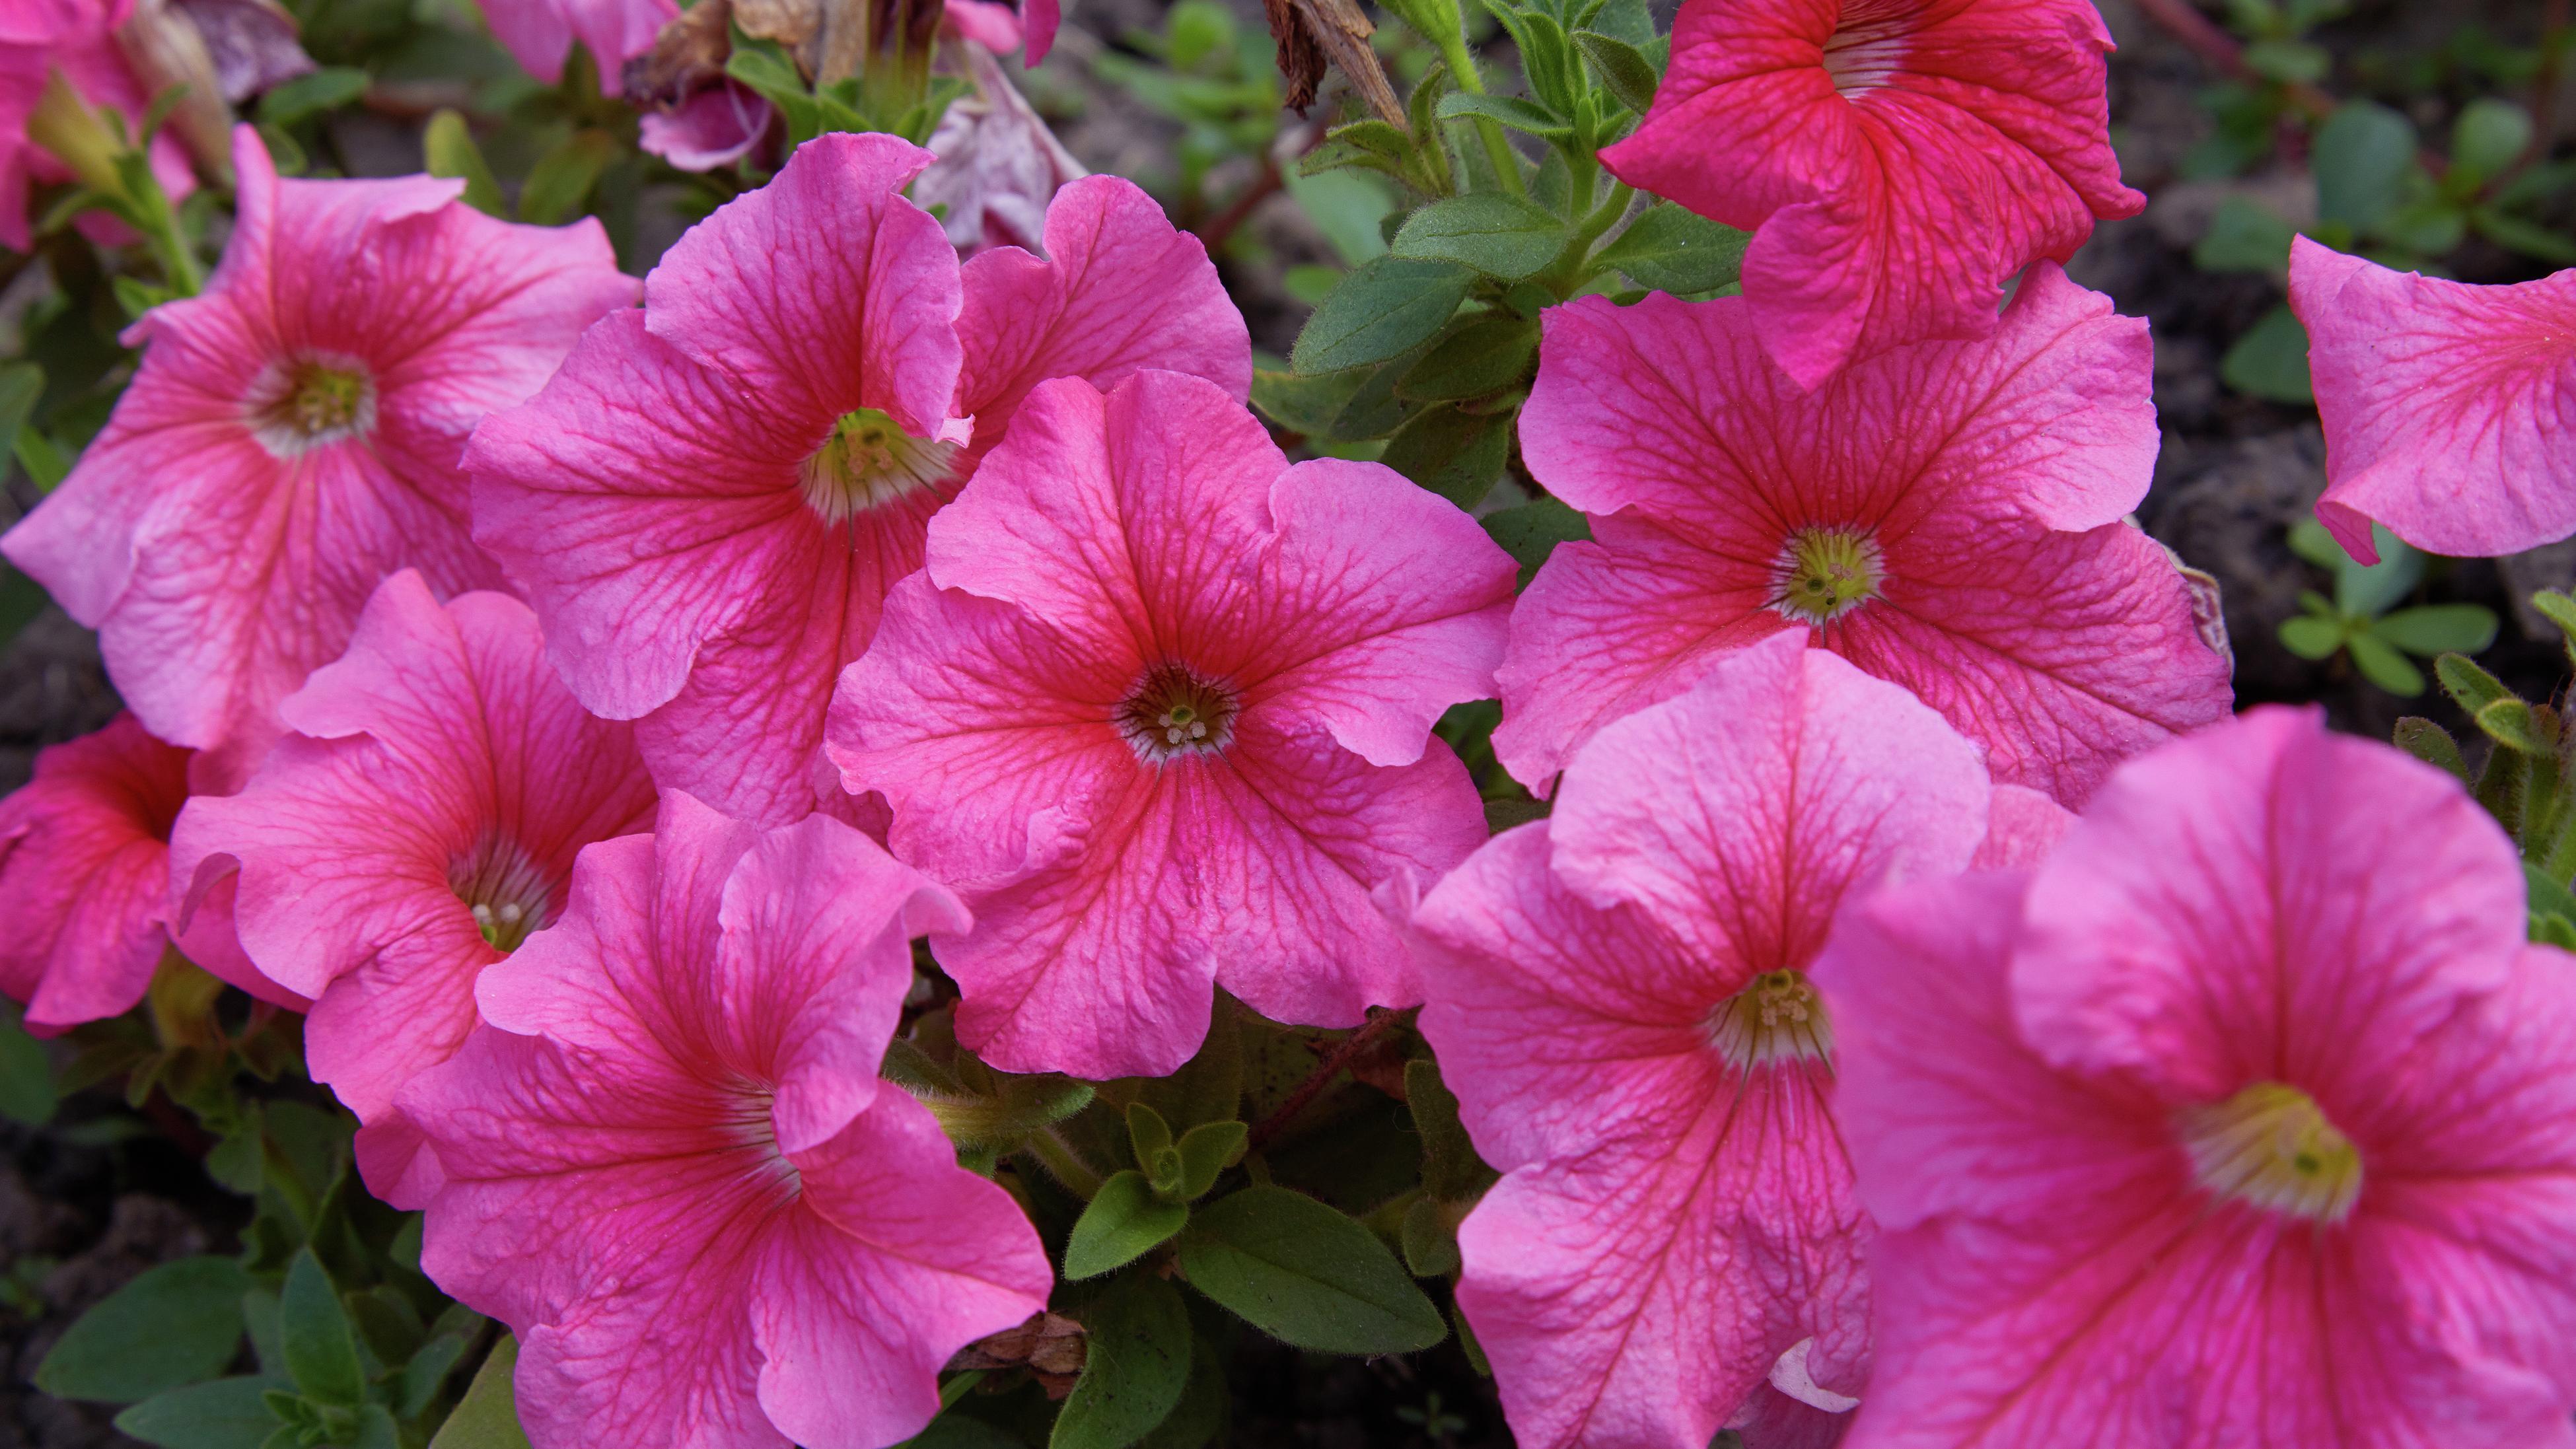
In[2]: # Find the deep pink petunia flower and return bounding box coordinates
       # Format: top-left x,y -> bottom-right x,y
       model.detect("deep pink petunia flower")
1816,707 -> 2576,1449
480,0 -> 676,96
1413,632 -> 2022,1449
1497,265 -> 2231,807
829,369 -> 1515,1080
0,713 -> 292,1030
2291,236 -> 2576,563
403,791 -> 1049,1449
1600,0 -> 2142,388
1,126 -> 637,789
0,0 -> 198,252
467,133 -> 1248,828
168,570 -> 656,1196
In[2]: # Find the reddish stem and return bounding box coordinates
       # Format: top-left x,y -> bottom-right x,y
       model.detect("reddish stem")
1246,1010 -> 1402,1151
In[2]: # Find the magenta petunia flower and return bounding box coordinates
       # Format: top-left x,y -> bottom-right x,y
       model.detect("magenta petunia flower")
168,570 -> 656,1195
1497,265 -> 2231,807
2291,236 -> 2576,563
1412,632 -> 2011,1449
1816,707 -> 2576,1449
829,369 -> 1515,1080
0,126 -> 637,789
404,792 -> 1048,1449
480,0 -> 675,95
0,0 -> 198,252
467,133 -> 1248,828
1599,0 -> 2141,388
0,713 -> 292,1030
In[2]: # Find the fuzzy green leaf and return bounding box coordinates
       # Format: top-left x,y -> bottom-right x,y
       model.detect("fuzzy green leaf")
423,110 -> 507,218
1052,1275 -> 1191,1449
1293,258 -> 1476,374
430,1337 -> 530,1449
1175,1121 -> 1247,1200
2313,101 -> 2417,232
518,129 -> 615,226
1571,29 -> 1659,114
1592,204 -> 1749,295
2375,603 -> 2499,656
1392,193 -> 1570,281
280,1251 -> 363,1407
1065,1172 -> 1192,1280
112,1376 -> 281,1449
2345,630 -> 2426,695
2440,653 -> 2550,754
1481,498 -> 1590,588
1382,402 -> 1512,509
2277,613 -> 2345,660
36,1257 -> 251,1403
1175,1186 -> 1446,1354
2391,718 -> 2470,783
1396,315 -> 1540,403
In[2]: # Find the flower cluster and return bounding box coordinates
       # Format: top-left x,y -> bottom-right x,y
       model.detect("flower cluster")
3,0 -> 2576,1445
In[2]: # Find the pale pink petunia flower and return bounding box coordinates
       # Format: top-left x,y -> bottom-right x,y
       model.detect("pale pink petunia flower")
0,0 -> 199,252
0,125 -> 637,789
915,40 -> 1087,254
1600,0 -> 2141,388
1413,632 -> 2022,1449
0,713 -> 294,1030
829,369 -> 1515,1080
1816,707 -> 2576,1449
467,132 -> 1248,828
168,570 -> 656,1199
480,0 -> 675,96
2291,235 -> 2576,563
1497,264 -> 2231,807
403,791 -> 1050,1449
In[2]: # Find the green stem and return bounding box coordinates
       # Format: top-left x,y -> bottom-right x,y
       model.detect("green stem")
1439,37 -> 1527,197
1024,1124 -> 1104,1200
1546,180 -> 1633,293
144,203 -> 202,297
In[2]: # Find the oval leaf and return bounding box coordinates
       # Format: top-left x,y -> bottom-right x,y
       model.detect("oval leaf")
430,1335 -> 532,1449
112,1376 -> 281,1449
1392,193 -> 1570,281
1292,257 -> 1477,373
1065,1171 -> 1192,1281
1592,204 -> 1749,295
36,1256 -> 251,1403
1052,1275 -> 1191,1449
281,1249 -> 363,1407
1174,1185 -> 1447,1355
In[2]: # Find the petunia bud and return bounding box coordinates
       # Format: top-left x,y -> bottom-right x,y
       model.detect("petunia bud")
116,0 -> 236,184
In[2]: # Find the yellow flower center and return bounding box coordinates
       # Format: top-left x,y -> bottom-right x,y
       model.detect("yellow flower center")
1708,969 -> 1833,1069
246,355 -> 376,456
2177,1081 -> 2363,1224
1116,662 -> 1240,762
799,407 -> 960,524
1769,526 -> 1885,628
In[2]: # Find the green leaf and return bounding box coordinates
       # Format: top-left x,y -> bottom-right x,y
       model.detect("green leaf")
1392,193 -> 1569,281
112,1376 -> 282,1449
2219,302 -> 2313,404
2392,717 -> 2470,783
1174,1121 -> 1246,1200
1433,91 -> 1570,140
1591,205 -> 1749,295
1052,1275 -> 1191,1449
423,110 -> 507,218
15,426 -> 71,491
1174,1185 -> 1447,1354
2192,195 -> 2298,272
2277,613 -> 2345,660
2375,603 -> 2499,656
1480,497 -> 1590,588
280,1250 -> 363,1406
2312,101 -> 2417,233
2439,653 -> 2551,754
1404,1059 -> 1487,1201
1291,257 -> 1476,374
1065,1172 -> 1192,1280
1136,1335 -> 1227,1449
2345,630 -> 2426,695
256,67 -> 369,126
2526,860 -> 2576,929
1399,1196 -> 1460,1278
1381,403 -> 1512,509
2470,207 -> 2576,265
1378,0 -> 1465,50
1127,1102 -> 1176,1169
1283,167 -> 1399,266
921,1075 -> 1096,1154
36,1257 -> 252,1403
1300,120 -> 1413,182
398,1331 -> 470,1418
2242,38 -> 2328,84
518,129 -> 615,226
429,1336 -> 530,1449
2451,98 -> 2534,182
1251,367 -> 1368,437
2334,527 -> 2423,618
1571,30 -> 1659,114
0,361 -> 43,458
2532,588 -> 2576,643
0,1004 -> 55,1125
1397,316 -> 1540,402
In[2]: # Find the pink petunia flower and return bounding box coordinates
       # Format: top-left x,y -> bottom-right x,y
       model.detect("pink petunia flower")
0,125 -> 637,789
2291,236 -> 2576,563
1815,707 -> 2576,1449
0,713 -> 294,1030
829,369 -> 1515,1080
467,132 -> 1248,828
480,0 -> 675,96
1497,264 -> 2231,807
403,791 -> 1050,1449
1600,0 -> 2142,388
168,570 -> 656,1198
0,0 -> 199,252
1412,632 -> 2021,1449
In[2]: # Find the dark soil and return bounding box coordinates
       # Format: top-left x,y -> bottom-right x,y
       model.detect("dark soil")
5,1 -> 2573,1445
